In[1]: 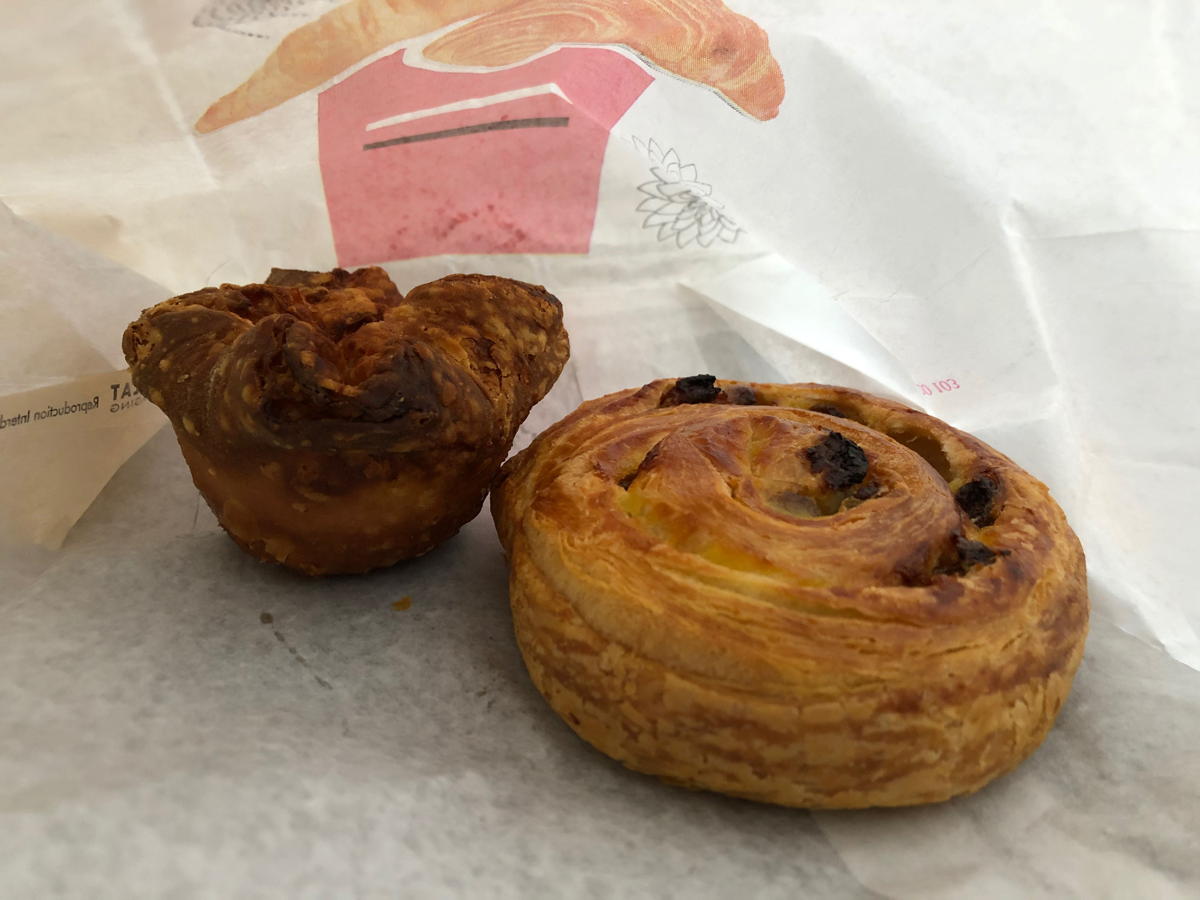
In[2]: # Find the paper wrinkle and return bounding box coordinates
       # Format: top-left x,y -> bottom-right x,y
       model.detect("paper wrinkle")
1149,0 -> 1199,118
108,1 -> 261,292
680,254 -> 921,405
0,203 -> 162,386
995,218 -> 1078,431
994,219 -> 1200,670
807,39 -> 1008,205
696,297 -> 907,399
1081,458 -> 1200,670
0,207 -> 167,551
770,37 -> 1006,249
1091,565 -> 1200,672
1002,201 -> 1200,242
799,8 -> 1200,242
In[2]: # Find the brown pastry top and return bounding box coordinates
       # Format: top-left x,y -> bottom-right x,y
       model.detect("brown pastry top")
123,267 -> 569,458
494,376 -> 1087,691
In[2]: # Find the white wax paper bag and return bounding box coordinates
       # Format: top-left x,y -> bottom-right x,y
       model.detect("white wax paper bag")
0,205 -> 164,551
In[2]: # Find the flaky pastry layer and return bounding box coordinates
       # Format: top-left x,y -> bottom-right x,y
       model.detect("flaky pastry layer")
124,267 -> 568,575
491,377 -> 1088,808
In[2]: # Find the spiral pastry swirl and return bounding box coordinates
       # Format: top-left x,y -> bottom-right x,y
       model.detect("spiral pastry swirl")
492,376 -> 1087,808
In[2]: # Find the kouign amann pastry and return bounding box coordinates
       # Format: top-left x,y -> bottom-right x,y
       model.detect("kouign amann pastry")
491,376 -> 1088,808
123,267 -> 568,575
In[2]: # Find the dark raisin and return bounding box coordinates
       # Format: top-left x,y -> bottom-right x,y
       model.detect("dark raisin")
955,537 -> 999,567
618,443 -> 662,490
659,374 -> 720,406
955,475 -> 1000,526
853,481 -> 881,500
804,431 -> 869,490
809,403 -> 847,419
725,385 -> 758,405
933,535 -> 1010,576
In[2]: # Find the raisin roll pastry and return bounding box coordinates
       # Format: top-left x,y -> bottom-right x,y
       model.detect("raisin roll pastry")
491,376 -> 1087,808
124,267 -> 568,575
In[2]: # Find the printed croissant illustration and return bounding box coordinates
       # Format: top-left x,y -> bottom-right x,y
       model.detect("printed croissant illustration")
195,0 -> 785,133
423,0 -> 783,119
122,266 -> 569,575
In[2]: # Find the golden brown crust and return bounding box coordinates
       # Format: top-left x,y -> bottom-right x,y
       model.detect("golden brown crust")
124,267 -> 568,575
491,377 -> 1088,808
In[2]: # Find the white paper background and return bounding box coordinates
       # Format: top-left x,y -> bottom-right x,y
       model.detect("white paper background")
2,0 -> 1198,896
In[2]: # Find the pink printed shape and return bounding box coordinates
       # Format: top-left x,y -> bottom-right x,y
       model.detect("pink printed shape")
318,48 -> 653,265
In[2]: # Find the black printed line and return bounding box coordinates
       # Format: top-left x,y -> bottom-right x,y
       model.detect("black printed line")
363,116 -> 570,150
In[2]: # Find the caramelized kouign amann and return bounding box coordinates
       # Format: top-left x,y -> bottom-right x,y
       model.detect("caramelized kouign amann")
123,267 -> 569,575
491,376 -> 1088,808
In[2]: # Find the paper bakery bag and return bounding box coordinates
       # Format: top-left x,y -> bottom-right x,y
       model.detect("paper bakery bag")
0,205 -> 163,549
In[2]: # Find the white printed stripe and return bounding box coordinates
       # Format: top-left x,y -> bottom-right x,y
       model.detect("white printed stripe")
364,83 -> 569,131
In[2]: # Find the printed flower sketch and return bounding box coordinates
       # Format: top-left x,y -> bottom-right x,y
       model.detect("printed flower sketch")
193,0 -> 338,40
634,137 -> 742,249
